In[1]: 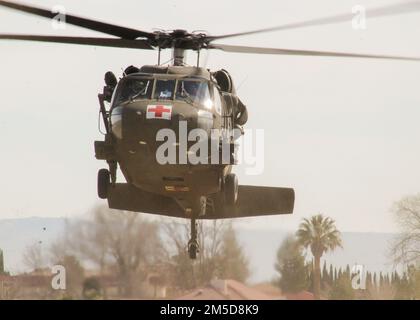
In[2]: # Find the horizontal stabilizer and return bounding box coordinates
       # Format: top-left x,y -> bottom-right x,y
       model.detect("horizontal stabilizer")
108,183 -> 185,218
216,185 -> 295,219
107,184 -> 294,219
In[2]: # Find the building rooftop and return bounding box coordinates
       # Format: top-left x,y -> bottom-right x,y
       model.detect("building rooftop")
176,279 -> 284,300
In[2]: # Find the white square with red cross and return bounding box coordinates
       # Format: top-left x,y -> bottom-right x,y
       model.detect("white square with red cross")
146,104 -> 172,120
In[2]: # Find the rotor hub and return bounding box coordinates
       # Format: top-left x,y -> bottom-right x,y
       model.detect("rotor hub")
149,29 -> 208,51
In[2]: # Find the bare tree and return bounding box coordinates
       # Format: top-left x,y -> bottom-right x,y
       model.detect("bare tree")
163,219 -> 249,291
367,282 -> 396,300
391,194 -> 420,265
64,205 -> 164,297
22,242 -> 46,271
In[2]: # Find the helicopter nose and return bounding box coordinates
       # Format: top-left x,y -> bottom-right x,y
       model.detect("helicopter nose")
114,103 -> 200,141
143,103 -> 200,131
112,102 -> 215,147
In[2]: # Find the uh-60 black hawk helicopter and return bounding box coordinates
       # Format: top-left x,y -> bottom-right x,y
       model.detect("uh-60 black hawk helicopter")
2,1 -> 420,259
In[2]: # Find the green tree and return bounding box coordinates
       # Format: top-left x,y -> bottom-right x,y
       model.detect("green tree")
379,272 -> 384,289
307,262 -> 314,293
395,272 -> 412,299
274,235 -> 309,293
396,265 -> 420,300
365,272 -> 372,290
0,249 -> 4,274
296,214 -> 342,299
414,267 -> 420,299
345,264 -> 350,278
218,224 -> 250,282
82,277 -> 103,300
329,264 -> 334,286
338,268 -> 343,281
329,274 -> 355,300
322,261 -> 328,288
372,273 -> 377,289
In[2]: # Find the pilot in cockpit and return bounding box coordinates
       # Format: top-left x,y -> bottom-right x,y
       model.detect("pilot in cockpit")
155,80 -> 175,100
177,81 -> 200,101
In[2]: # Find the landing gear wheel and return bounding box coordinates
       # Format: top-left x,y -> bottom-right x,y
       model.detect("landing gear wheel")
97,168 -> 110,199
224,173 -> 238,206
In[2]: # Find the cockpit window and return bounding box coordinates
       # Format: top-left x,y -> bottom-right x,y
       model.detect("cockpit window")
115,78 -> 153,104
154,79 -> 176,100
176,80 -> 212,108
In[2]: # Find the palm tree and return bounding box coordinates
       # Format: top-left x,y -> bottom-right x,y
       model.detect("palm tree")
296,214 -> 342,299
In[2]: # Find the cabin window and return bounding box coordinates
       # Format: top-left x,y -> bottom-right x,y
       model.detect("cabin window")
115,78 -> 153,104
175,80 -> 212,109
154,79 -> 176,100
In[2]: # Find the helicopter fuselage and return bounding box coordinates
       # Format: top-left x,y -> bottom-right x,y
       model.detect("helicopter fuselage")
97,65 -> 238,214
113,99 -> 230,209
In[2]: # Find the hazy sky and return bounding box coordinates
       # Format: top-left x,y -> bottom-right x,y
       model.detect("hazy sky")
0,0 -> 419,232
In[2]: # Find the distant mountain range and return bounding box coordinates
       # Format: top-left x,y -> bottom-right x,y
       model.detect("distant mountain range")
0,217 -> 398,283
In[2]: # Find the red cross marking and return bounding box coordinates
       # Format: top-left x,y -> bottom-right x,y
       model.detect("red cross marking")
149,105 -> 171,117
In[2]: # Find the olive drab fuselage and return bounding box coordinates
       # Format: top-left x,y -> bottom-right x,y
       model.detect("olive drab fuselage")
95,65 -> 247,214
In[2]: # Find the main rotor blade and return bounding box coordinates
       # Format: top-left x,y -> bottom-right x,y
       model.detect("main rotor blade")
0,0 -> 153,40
208,1 -> 420,41
0,34 -> 154,49
210,43 -> 420,62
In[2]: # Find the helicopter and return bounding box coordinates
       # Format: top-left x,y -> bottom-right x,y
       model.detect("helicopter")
1,1 -> 420,259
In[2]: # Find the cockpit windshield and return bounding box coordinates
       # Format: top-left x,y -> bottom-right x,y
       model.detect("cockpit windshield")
154,79 -> 176,100
115,78 -> 153,104
114,77 -> 213,109
176,80 -> 212,108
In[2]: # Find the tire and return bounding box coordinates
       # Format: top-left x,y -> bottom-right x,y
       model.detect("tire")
224,173 -> 238,206
97,169 -> 110,199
